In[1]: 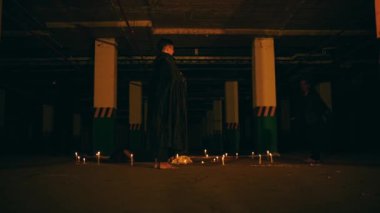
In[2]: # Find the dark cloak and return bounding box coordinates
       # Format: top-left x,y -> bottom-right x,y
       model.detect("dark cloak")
147,52 -> 188,154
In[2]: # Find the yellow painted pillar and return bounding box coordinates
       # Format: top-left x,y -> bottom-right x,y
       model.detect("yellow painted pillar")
252,38 -> 278,153
316,82 -> 332,111
211,99 -> 223,153
129,81 -> 143,152
225,81 -> 240,153
93,38 -> 118,155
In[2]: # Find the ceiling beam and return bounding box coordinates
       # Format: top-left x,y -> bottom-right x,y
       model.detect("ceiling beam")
45,20 -> 152,29
152,28 -> 371,36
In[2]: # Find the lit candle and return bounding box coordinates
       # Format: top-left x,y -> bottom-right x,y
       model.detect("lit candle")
77,156 -> 80,163
222,155 -> 225,166
184,159 -> 187,164
204,149 -> 207,156
206,154 -> 209,158
266,150 -> 270,156
96,151 -> 100,164
225,153 -> 228,157
131,154 -> 134,166
259,154 -> 262,165
176,154 -> 179,159
213,158 -> 216,163
201,161 -> 204,164
236,153 -> 239,159
83,158 -> 86,164
270,153 -> 273,164
216,156 -> 219,162
75,152 -> 78,159
251,152 -> 254,159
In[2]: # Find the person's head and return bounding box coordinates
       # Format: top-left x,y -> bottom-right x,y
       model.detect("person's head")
157,38 -> 174,55
299,79 -> 311,95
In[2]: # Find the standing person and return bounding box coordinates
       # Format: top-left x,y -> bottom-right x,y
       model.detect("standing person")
147,38 -> 188,169
293,78 -> 331,163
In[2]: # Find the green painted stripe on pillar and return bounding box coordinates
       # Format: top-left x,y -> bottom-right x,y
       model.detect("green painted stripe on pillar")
93,117 -> 115,156
254,117 -> 277,153
224,129 -> 240,153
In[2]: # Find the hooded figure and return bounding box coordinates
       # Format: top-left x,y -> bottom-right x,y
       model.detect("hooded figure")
147,38 -> 188,169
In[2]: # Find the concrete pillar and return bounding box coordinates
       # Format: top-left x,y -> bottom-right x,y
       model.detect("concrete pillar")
42,104 -> 54,152
204,110 -> 213,151
129,81 -> 143,153
225,81 -> 240,153
252,38 -> 278,154
93,38 -> 117,156
0,89 -> 5,147
73,113 -> 81,151
211,99 -> 223,154
73,114 -> 81,137
316,82 -> 332,111
143,99 -> 148,133
42,105 -> 54,135
0,89 -> 4,128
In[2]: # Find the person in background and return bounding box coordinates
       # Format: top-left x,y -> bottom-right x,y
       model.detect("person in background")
293,78 -> 331,163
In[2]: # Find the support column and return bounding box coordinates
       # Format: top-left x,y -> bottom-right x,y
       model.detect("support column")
42,104 -> 54,153
73,113 -> 81,152
0,89 -> 4,128
211,99 -> 223,154
252,38 -> 278,154
316,82 -> 332,111
93,38 -> 117,156
0,89 -> 5,148
204,110 -> 213,151
129,81 -> 143,153
224,81 -> 240,153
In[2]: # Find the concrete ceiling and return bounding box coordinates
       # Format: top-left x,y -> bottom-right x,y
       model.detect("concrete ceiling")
0,0 -> 377,120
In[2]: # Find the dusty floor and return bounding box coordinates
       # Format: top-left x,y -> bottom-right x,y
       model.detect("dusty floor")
1,154 -> 380,213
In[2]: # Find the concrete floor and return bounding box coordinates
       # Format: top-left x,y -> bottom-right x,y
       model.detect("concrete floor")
1,155 -> 380,213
